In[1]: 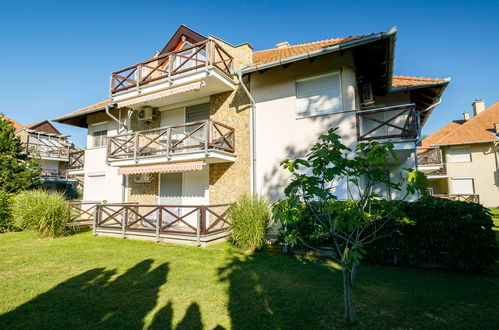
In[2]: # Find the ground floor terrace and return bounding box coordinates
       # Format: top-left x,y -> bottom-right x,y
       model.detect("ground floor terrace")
70,201 -> 231,246
0,230 -> 497,329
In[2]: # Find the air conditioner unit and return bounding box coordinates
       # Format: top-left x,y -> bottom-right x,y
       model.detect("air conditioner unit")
133,173 -> 152,183
138,107 -> 154,122
360,83 -> 374,105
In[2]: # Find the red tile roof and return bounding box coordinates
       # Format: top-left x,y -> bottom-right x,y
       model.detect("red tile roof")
4,117 -> 24,130
392,75 -> 445,88
423,101 -> 499,146
252,34 -> 376,66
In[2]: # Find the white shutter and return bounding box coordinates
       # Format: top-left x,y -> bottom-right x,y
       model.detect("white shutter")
85,175 -> 106,201
451,178 -> 474,194
296,71 -> 342,117
448,147 -> 471,162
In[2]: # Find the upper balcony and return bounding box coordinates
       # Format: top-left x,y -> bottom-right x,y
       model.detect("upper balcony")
24,133 -> 70,161
417,146 -> 443,172
68,149 -> 85,171
110,40 -> 236,108
356,104 -> 419,149
106,119 -> 235,167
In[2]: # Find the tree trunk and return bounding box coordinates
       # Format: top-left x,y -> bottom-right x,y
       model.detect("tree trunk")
342,264 -> 356,325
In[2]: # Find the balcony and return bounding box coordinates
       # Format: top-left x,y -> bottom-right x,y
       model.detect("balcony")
24,138 -> 70,161
417,146 -> 444,173
432,194 -> 480,204
356,104 -> 418,145
40,170 -> 74,182
110,40 -> 235,108
68,150 -> 85,171
107,119 -> 235,166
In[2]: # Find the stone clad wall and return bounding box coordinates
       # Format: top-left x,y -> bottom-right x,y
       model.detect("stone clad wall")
209,87 -> 251,204
126,108 -> 161,204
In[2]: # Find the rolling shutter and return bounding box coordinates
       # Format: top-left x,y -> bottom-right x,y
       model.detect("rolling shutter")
296,71 -> 342,117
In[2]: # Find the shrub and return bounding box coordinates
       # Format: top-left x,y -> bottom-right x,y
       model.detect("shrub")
281,197 -> 498,273
13,190 -> 70,237
366,197 -> 498,273
0,189 -> 13,232
228,195 -> 272,252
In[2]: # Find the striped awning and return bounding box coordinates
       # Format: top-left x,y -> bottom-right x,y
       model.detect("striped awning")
118,161 -> 204,175
117,81 -> 203,108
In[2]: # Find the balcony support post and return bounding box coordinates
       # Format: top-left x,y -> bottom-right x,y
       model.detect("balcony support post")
136,64 -> 142,94
204,120 -> 209,158
133,132 -> 139,163
168,55 -> 173,83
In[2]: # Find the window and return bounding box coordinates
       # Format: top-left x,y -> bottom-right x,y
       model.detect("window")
451,178 -> 474,194
296,71 -> 342,118
448,147 -> 471,163
92,123 -> 108,148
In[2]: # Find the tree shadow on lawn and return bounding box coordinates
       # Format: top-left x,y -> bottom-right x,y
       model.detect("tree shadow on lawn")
0,259 -> 203,330
219,248 -> 499,329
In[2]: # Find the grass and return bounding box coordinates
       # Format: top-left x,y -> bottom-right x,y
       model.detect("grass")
0,230 -> 498,329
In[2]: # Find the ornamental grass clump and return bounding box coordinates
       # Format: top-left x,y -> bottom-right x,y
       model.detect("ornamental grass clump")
13,190 -> 70,237
229,195 -> 272,252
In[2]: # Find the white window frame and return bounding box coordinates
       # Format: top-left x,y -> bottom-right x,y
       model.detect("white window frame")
295,70 -> 343,119
90,122 -> 108,148
447,146 -> 472,163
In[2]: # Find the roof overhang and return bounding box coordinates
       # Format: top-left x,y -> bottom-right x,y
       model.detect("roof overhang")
240,27 -> 398,78
52,102 -> 109,128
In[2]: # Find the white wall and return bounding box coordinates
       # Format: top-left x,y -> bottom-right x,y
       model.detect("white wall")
250,51 -> 360,201
82,117 -> 124,203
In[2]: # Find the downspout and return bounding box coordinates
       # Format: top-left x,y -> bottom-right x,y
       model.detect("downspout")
235,69 -> 257,195
105,104 -> 129,203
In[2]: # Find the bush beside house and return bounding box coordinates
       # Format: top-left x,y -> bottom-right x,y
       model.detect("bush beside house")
228,195 -> 272,252
281,197 -> 498,273
0,189 -> 13,232
13,190 -> 70,237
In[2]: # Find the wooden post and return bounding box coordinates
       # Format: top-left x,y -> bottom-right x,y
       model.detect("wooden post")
92,205 -> 98,236
133,132 -> 139,163
121,207 -> 127,239
196,206 -> 203,247
155,207 -> 161,243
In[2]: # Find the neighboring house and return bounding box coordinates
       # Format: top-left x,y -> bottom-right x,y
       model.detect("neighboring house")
418,100 -> 499,207
53,25 -> 449,245
6,118 -> 81,196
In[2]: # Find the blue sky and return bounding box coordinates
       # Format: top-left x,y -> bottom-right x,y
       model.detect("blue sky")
0,0 -> 498,147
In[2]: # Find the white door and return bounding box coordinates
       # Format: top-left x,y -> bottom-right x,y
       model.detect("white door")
85,175 -> 105,201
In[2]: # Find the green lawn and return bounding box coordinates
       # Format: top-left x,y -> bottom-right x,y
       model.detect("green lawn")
0,230 -> 498,329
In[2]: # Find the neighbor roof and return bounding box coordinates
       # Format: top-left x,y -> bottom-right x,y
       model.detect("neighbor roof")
422,101 -> 499,146
4,117 -> 24,130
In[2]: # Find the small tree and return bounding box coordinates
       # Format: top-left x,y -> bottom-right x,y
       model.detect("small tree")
0,115 -> 41,193
273,128 -> 426,325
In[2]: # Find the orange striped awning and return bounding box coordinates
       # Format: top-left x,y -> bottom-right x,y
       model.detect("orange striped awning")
116,81 -> 203,108
118,161 -> 204,175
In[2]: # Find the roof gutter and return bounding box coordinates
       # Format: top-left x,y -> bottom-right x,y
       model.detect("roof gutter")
240,27 -> 398,75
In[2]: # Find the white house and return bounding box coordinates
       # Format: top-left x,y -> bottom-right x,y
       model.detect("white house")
53,25 -> 449,245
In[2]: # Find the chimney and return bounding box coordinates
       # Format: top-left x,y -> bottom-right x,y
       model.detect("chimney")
463,111 -> 470,120
472,99 -> 486,116
276,41 -> 290,48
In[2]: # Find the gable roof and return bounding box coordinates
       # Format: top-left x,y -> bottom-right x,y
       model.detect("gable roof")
24,120 -> 62,135
159,25 -> 207,55
423,101 -> 499,146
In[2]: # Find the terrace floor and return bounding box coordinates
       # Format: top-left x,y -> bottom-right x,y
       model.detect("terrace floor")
0,230 -> 498,329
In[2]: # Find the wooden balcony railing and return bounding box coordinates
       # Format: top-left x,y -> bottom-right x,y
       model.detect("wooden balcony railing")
93,203 -> 231,243
25,143 -> 69,159
433,194 -> 480,204
69,150 -> 85,170
40,169 -> 73,181
68,201 -> 101,227
356,104 -> 418,141
107,119 -> 235,161
110,39 -> 233,94
417,147 -> 442,166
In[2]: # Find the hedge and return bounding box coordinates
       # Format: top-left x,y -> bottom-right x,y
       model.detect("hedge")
281,197 -> 498,273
